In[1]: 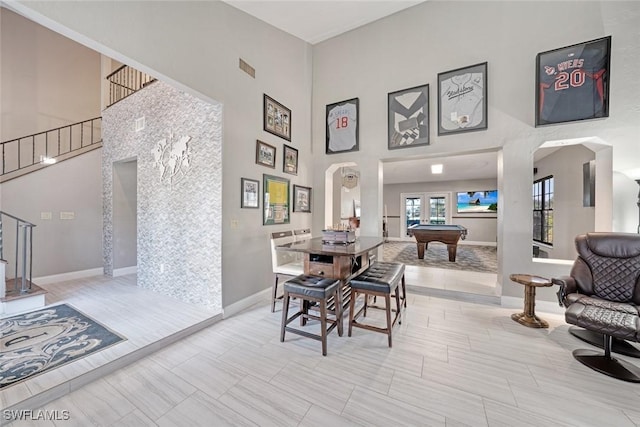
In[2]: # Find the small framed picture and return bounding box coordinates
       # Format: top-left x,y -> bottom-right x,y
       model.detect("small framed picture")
256,140 -> 276,168
437,62 -> 488,135
388,83 -> 429,149
326,98 -> 359,154
293,185 -> 311,213
241,178 -> 259,209
263,174 -> 290,225
535,36 -> 611,126
263,94 -> 291,141
283,144 -> 298,175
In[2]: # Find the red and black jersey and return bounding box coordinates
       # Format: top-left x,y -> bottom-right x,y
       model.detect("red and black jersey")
537,37 -> 611,125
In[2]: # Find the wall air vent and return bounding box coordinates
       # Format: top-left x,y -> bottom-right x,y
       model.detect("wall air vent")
135,116 -> 146,132
239,58 -> 256,78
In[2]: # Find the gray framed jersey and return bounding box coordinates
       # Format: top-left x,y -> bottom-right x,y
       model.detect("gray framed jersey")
326,98 -> 359,154
388,84 -> 429,150
535,36 -> 611,126
437,62 -> 488,136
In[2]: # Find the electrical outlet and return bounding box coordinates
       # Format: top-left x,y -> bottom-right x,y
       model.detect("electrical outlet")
160,264 -> 165,273
60,211 -> 75,220
41,212 -> 52,220
231,219 -> 239,229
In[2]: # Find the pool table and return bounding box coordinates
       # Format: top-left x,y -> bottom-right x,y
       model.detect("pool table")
407,224 -> 468,262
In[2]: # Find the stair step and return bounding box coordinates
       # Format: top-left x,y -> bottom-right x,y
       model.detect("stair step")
1,280 -> 47,302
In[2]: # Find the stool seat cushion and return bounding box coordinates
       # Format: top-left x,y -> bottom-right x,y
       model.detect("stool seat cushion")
284,275 -> 340,299
350,261 -> 405,294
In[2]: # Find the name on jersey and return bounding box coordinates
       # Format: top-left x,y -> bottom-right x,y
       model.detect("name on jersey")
545,58 -> 585,75
446,86 -> 474,101
328,107 -> 351,119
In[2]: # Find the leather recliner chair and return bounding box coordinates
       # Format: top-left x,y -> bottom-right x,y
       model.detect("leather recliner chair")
553,232 -> 640,382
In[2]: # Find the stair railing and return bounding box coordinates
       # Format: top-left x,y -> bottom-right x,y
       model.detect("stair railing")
1,117 -> 102,177
0,211 -> 36,297
106,64 -> 156,107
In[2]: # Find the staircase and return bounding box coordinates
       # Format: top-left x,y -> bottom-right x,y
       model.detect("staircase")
0,211 -> 46,316
0,117 -> 103,183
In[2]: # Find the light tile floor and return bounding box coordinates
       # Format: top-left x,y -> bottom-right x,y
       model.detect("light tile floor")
6,287 -> 640,426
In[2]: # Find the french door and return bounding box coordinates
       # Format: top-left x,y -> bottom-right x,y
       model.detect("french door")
400,192 -> 451,238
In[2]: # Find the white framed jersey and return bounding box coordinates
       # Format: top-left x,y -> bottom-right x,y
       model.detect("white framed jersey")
535,36 -> 611,126
326,98 -> 359,154
437,62 -> 488,136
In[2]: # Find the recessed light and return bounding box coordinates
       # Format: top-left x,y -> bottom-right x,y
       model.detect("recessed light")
431,164 -> 443,174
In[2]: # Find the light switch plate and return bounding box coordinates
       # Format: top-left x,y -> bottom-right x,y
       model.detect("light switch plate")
60,211 -> 75,220
41,212 -> 52,220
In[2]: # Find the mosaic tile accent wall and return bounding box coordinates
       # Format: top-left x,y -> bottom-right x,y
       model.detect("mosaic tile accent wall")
102,81 -> 222,312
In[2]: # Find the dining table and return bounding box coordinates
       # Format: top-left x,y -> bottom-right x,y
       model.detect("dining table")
276,236 -> 384,322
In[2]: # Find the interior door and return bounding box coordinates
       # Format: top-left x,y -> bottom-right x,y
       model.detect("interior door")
400,192 -> 451,238
401,193 -> 425,238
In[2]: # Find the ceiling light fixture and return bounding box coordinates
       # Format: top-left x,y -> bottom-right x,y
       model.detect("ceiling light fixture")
431,164 -> 443,174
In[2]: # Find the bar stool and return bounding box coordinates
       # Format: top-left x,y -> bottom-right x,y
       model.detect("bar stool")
280,274 -> 342,356
348,261 -> 405,347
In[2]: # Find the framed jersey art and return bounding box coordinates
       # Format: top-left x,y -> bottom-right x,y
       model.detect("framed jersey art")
536,36 -> 611,127
388,84 -> 429,150
326,98 -> 359,154
437,62 -> 488,136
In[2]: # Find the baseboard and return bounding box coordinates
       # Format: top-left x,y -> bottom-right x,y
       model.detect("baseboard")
33,268 -> 104,285
501,296 -> 565,314
407,285 -> 500,306
113,266 -> 137,277
223,288 -> 271,319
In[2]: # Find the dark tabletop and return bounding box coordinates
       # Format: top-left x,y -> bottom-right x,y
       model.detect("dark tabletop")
276,236 -> 384,256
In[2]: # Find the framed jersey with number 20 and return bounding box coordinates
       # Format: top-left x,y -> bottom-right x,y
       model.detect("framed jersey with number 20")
326,98 -> 359,154
536,36 -> 611,127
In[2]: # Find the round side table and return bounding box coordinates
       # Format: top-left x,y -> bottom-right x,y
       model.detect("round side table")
509,273 -> 552,328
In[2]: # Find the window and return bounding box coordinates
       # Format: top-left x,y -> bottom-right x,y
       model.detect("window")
533,176 -> 554,245
429,197 -> 446,224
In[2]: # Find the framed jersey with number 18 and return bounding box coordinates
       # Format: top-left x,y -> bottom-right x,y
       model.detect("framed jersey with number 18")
535,36 -> 611,127
326,98 -> 359,154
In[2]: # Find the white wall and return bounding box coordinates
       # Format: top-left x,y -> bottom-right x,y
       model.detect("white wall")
9,0 -> 314,307
112,160 -> 137,270
0,8 -> 100,141
534,145 -> 596,260
8,1 -> 640,306
311,1 -> 640,303
0,149 -> 103,277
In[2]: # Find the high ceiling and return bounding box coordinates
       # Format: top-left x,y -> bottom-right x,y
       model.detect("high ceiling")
222,0 -> 499,185
222,0 -> 426,44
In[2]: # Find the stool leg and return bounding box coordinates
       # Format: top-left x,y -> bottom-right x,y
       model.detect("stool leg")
280,291 -> 290,342
363,292 -> 368,317
348,288 -> 356,337
335,288 -> 343,337
395,286 -> 402,325
336,284 -> 343,337
385,293 -> 392,348
402,275 -> 407,308
272,275 -> 279,313
320,298 -> 328,356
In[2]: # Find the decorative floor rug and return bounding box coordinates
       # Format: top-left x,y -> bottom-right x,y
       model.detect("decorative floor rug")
0,304 -> 125,389
383,241 -> 498,273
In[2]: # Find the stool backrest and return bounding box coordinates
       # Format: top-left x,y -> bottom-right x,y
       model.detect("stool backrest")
294,228 -> 312,242
270,230 -> 297,272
